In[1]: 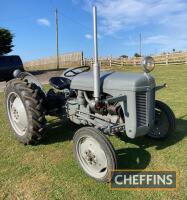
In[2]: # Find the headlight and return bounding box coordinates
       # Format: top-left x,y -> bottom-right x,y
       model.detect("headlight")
141,56 -> 155,73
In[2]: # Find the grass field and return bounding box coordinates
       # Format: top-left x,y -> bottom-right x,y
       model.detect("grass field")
0,65 -> 186,200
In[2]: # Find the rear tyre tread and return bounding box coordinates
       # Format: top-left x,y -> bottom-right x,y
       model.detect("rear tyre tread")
5,78 -> 46,145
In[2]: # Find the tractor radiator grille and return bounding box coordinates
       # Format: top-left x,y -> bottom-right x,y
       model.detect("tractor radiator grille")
136,91 -> 147,127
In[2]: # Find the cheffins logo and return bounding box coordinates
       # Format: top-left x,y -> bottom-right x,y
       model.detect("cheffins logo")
110,170 -> 178,190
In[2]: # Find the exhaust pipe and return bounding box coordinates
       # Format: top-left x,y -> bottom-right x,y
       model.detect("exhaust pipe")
93,6 -> 100,101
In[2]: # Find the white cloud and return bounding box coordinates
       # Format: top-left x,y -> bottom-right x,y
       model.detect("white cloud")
82,0 -> 187,34
80,0 -> 187,51
144,35 -> 170,45
85,33 -> 102,39
37,18 -> 50,27
144,34 -> 187,51
123,33 -> 187,52
85,34 -> 92,39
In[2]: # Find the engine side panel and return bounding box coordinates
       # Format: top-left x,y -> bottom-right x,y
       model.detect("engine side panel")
70,71 -> 156,138
105,88 -> 155,138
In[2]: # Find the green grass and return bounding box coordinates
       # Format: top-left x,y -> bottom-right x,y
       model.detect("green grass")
0,65 -> 187,200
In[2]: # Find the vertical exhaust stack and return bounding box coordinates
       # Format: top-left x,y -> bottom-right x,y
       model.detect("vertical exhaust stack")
93,6 -> 100,101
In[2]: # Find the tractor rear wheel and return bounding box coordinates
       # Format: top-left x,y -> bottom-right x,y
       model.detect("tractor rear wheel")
73,127 -> 117,182
147,100 -> 176,139
5,78 -> 46,145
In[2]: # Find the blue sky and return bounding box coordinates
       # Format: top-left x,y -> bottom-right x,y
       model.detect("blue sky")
1,0 -> 187,61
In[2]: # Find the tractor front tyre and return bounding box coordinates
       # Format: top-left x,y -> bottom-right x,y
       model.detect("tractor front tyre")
73,127 -> 117,182
147,100 -> 176,139
5,78 -> 46,145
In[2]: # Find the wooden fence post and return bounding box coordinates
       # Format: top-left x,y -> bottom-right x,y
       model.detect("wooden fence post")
121,58 -> 123,66
109,56 -> 112,67
133,58 -> 136,66
166,53 -> 169,65
81,51 -> 84,66
83,58 -> 86,66
84,58 -> 87,66
185,53 -> 187,64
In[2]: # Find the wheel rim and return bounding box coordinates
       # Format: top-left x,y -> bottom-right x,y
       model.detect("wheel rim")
77,136 -> 108,179
148,108 -> 169,138
7,92 -> 28,136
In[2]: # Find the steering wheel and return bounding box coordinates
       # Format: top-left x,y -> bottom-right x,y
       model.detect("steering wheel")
63,66 -> 90,78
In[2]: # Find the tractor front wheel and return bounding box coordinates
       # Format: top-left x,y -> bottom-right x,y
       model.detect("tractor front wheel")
73,127 -> 117,182
147,100 -> 176,139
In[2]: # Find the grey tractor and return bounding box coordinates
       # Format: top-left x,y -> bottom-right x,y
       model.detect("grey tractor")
4,7 -> 175,182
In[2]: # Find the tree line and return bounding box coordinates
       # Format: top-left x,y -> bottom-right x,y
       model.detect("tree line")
0,28 -> 14,55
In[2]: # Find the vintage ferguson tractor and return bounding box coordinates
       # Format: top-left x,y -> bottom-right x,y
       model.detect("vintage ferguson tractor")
4,7 -> 175,182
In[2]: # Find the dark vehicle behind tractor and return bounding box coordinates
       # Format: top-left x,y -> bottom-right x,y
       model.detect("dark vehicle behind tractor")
0,55 -> 24,81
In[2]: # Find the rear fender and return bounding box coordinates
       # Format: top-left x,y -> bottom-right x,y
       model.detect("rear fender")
14,71 -> 43,90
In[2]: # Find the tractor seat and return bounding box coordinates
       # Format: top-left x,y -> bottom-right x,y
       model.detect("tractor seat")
49,77 -> 70,90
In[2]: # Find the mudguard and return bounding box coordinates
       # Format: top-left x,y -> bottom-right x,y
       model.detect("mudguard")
13,71 -> 43,90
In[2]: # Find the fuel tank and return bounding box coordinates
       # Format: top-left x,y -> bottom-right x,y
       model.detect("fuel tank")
70,71 -> 155,93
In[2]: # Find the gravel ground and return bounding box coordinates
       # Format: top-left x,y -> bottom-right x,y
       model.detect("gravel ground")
0,69 -> 64,92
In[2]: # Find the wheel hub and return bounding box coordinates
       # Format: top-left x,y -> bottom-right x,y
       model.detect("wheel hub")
78,136 -> 108,178
7,92 -> 28,136
12,107 -> 20,122
148,108 -> 169,138
84,150 -> 97,165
